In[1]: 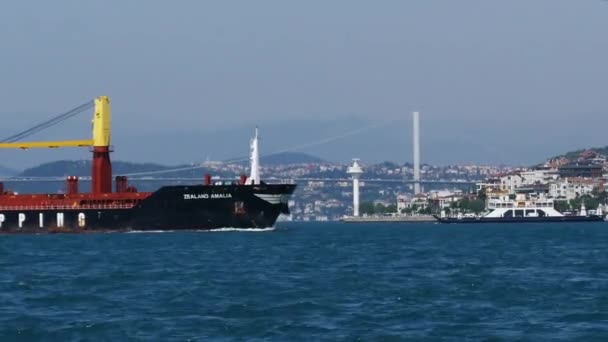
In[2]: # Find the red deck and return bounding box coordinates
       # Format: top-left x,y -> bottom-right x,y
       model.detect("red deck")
0,191 -> 153,211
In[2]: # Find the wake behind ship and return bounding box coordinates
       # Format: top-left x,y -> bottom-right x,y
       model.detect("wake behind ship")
0,97 -> 296,233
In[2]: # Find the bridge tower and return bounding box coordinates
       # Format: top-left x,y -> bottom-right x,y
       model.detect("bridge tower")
412,111 -> 421,194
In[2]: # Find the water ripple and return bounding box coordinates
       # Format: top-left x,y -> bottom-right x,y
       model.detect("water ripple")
1,222 -> 608,340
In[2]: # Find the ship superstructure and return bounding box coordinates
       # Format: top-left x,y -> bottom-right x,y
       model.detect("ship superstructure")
483,193 -> 567,219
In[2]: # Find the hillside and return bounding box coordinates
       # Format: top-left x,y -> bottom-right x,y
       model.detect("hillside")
18,153 -> 327,178
18,160 -> 209,178
19,160 -> 174,177
549,146 -> 608,163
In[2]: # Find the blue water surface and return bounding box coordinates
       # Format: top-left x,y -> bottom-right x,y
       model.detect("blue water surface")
1,222 -> 608,341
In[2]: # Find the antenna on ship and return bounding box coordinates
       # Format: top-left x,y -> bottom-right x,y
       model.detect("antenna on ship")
246,127 -> 261,185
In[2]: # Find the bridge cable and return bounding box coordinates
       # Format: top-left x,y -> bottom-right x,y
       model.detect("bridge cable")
120,117 -> 404,177
1,100 -> 94,143
3,115 -> 402,180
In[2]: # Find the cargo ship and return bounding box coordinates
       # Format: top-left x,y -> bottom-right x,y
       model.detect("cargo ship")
435,193 -> 604,224
0,97 -> 296,233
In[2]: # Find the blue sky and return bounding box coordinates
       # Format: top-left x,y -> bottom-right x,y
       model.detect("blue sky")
1,1 -> 607,168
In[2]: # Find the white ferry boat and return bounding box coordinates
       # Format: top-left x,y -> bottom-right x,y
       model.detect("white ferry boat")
436,193 -> 604,223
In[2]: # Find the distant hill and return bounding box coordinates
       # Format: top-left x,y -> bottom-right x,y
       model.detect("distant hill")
19,160 -> 199,178
549,146 -> 608,162
17,152 -> 324,177
18,153 -> 326,178
260,152 -> 326,165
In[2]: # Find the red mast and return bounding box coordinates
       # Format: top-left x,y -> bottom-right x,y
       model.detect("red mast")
92,146 -> 112,194
90,96 -> 113,194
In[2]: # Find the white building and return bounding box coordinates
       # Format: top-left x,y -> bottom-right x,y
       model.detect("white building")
520,169 -> 556,185
397,194 -> 429,213
306,181 -> 325,188
549,178 -> 595,201
500,174 -> 523,194
429,190 -> 463,210
397,195 -> 409,213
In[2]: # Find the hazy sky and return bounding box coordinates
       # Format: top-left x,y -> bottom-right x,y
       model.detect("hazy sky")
1,1 -> 607,169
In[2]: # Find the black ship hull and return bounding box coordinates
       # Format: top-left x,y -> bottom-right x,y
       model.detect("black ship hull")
434,215 -> 605,224
0,183 -> 296,233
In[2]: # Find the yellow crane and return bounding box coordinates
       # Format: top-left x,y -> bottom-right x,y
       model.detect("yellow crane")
0,96 -> 114,193
0,96 -> 111,149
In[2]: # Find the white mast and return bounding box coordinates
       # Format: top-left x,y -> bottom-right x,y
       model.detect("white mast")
247,127 -> 261,185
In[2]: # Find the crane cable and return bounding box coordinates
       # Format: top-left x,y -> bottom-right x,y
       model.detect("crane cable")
1,100 -> 94,143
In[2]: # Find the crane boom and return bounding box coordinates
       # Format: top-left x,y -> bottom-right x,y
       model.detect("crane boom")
0,96 -> 111,150
0,140 -> 94,149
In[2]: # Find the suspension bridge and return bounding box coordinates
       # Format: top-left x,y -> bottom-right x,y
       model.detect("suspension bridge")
0,97 -> 474,188
0,176 -> 475,186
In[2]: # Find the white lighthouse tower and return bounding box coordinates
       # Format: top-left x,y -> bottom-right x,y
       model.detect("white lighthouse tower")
347,159 -> 364,217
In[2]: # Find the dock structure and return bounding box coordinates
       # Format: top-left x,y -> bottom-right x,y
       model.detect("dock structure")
342,215 -> 437,223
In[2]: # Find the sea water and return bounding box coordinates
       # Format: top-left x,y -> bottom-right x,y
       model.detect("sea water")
1,222 -> 608,340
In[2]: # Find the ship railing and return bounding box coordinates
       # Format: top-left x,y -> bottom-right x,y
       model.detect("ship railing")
0,204 -> 135,211
264,179 -> 296,184
488,201 -> 555,209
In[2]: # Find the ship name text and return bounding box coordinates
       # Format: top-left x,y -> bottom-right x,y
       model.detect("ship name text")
183,193 -> 233,200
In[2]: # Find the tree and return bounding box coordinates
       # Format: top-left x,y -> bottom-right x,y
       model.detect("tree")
554,200 -> 569,213
458,198 -> 470,210
469,199 -> 485,213
360,202 -> 376,215
419,206 -> 432,215
592,186 -> 608,204
569,195 -> 599,212
453,197 -> 486,214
